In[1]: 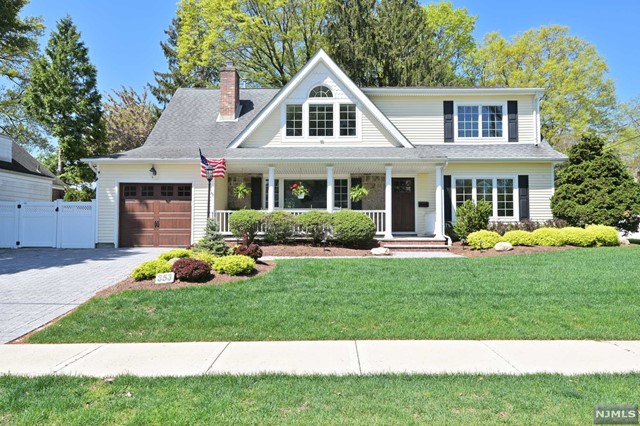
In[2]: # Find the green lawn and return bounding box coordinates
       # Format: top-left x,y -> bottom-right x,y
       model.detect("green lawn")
1,374 -> 639,425
29,247 -> 640,343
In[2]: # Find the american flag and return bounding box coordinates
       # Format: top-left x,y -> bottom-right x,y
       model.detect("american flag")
199,149 -> 226,178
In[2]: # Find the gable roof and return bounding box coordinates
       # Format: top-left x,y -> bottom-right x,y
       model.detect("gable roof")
228,49 -> 414,149
0,136 -> 56,179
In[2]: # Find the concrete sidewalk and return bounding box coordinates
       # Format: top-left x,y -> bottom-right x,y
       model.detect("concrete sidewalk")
1,340 -> 640,377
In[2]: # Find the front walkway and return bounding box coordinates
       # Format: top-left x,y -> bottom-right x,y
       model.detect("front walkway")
2,340 -> 639,377
0,248 -> 165,343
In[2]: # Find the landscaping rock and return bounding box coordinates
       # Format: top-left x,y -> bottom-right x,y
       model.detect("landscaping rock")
371,247 -> 391,256
494,242 -> 513,252
619,236 -> 631,246
167,257 -> 180,265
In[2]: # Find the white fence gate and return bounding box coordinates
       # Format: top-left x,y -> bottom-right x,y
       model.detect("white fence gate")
0,200 -> 96,249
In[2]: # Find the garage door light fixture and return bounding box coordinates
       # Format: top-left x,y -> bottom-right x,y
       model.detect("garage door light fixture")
149,165 -> 157,177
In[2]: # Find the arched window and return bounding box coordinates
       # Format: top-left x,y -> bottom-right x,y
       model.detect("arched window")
309,85 -> 333,98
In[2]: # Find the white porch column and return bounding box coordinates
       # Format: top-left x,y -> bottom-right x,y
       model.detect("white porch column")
434,165 -> 444,239
326,166 -> 334,213
267,166 -> 275,212
384,165 -> 393,239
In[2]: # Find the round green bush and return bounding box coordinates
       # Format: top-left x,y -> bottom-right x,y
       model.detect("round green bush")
213,255 -> 256,276
586,225 -> 619,246
560,227 -> 596,247
193,251 -> 216,267
296,210 -> 333,244
331,210 -> 376,247
131,259 -> 172,281
158,249 -> 193,261
502,230 -> 535,246
531,227 -> 566,246
263,211 -> 296,244
229,210 -> 264,243
466,230 -> 503,249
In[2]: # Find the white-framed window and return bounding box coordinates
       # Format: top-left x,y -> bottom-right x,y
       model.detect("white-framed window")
262,179 -> 280,209
454,102 -> 506,141
334,179 -> 349,208
283,84 -> 359,141
262,177 -> 351,209
453,176 -> 517,219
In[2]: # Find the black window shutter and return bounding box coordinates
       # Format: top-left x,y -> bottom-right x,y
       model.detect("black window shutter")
444,175 -> 452,222
518,175 -> 529,220
351,177 -> 362,210
250,177 -> 262,210
508,100 -> 518,142
443,101 -> 454,142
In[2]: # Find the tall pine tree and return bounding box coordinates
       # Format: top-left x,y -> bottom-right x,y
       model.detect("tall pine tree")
24,16 -> 105,183
149,17 -> 218,107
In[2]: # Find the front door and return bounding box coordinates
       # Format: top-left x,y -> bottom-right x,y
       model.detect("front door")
392,178 -> 415,232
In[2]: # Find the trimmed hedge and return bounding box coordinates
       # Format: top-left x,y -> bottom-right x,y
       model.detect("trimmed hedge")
531,228 -> 566,246
586,225 -> 619,246
560,227 -> 596,247
131,259 -> 172,281
229,210 -> 264,243
158,249 -> 193,261
296,211 -> 333,244
213,255 -> 255,276
502,230 -> 536,246
331,210 -> 376,247
263,211 -> 296,244
467,230 -> 503,249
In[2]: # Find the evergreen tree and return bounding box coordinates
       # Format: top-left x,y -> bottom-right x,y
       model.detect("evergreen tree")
0,0 -> 47,150
24,16 -> 105,183
551,135 -> 640,232
195,219 -> 230,257
148,17 -> 217,107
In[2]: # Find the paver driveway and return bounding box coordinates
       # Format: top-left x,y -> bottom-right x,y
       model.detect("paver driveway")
0,248 -> 165,343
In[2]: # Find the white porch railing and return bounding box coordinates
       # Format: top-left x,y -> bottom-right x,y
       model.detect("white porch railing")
214,209 -> 386,236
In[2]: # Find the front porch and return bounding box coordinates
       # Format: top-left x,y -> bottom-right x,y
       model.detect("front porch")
214,162 -> 447,239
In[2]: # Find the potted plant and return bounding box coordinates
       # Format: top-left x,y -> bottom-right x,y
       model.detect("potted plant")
350,184 -> 369,202
290,182 -> 310,199
233,182 -> 251,199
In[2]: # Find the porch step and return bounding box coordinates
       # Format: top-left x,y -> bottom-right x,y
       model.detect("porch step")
383,244 -> 450,251
378,238 -> 447,246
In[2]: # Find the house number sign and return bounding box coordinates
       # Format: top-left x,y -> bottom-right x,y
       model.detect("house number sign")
155,272 -> 175,284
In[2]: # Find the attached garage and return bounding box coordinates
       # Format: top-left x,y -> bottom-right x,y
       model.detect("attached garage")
119,183 -> 192,247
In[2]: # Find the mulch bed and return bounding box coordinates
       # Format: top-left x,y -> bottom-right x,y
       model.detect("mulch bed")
259,242 -> 373,257
95,261 -> 275,298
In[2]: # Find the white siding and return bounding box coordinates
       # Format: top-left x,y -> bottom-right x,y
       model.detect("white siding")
96,163 -> 217,245
369,94 -> 536,144
415,172 -> 436,234
0,170 -> 52,201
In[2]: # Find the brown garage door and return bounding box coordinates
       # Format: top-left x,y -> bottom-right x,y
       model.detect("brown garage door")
119,183 -> 192,247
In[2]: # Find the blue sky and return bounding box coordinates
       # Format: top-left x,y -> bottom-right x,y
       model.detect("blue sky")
22,0 -> 640,102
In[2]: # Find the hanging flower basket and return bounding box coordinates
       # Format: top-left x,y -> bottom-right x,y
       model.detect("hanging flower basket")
290,183 -> 310,199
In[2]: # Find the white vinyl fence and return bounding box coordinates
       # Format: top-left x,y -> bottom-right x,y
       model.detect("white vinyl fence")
0,200 -> 96,248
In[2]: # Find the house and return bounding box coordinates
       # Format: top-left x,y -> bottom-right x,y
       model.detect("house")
83,50 -> 567,248
0,134 -> 65,202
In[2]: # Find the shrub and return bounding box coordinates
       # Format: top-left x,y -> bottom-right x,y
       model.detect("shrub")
233,242 -> 263,260
213,255 -> 255,276
466,230 -> 503,249
542,218 -> 568,229
229,210 -> 264,244
158,249 -> 193,261
502,230 -> 536,246
560,227 -> 596,247
193,251 -> 216,268
453,200 -> 492,240
296,211 -> 333,244
263,211 -> 296,244
586,225 -> 619,246
531,227 -> 566,246
195,219 -> 230,257
171,258 -> 212,282
131,259 -> 172,281
331,210 -> 376,247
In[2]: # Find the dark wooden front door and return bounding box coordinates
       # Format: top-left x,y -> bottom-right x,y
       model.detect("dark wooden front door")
119,183 -> 192,247
392,178 -> 415,232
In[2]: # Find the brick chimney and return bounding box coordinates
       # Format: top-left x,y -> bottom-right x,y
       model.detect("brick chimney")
219,60 -> 240,121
